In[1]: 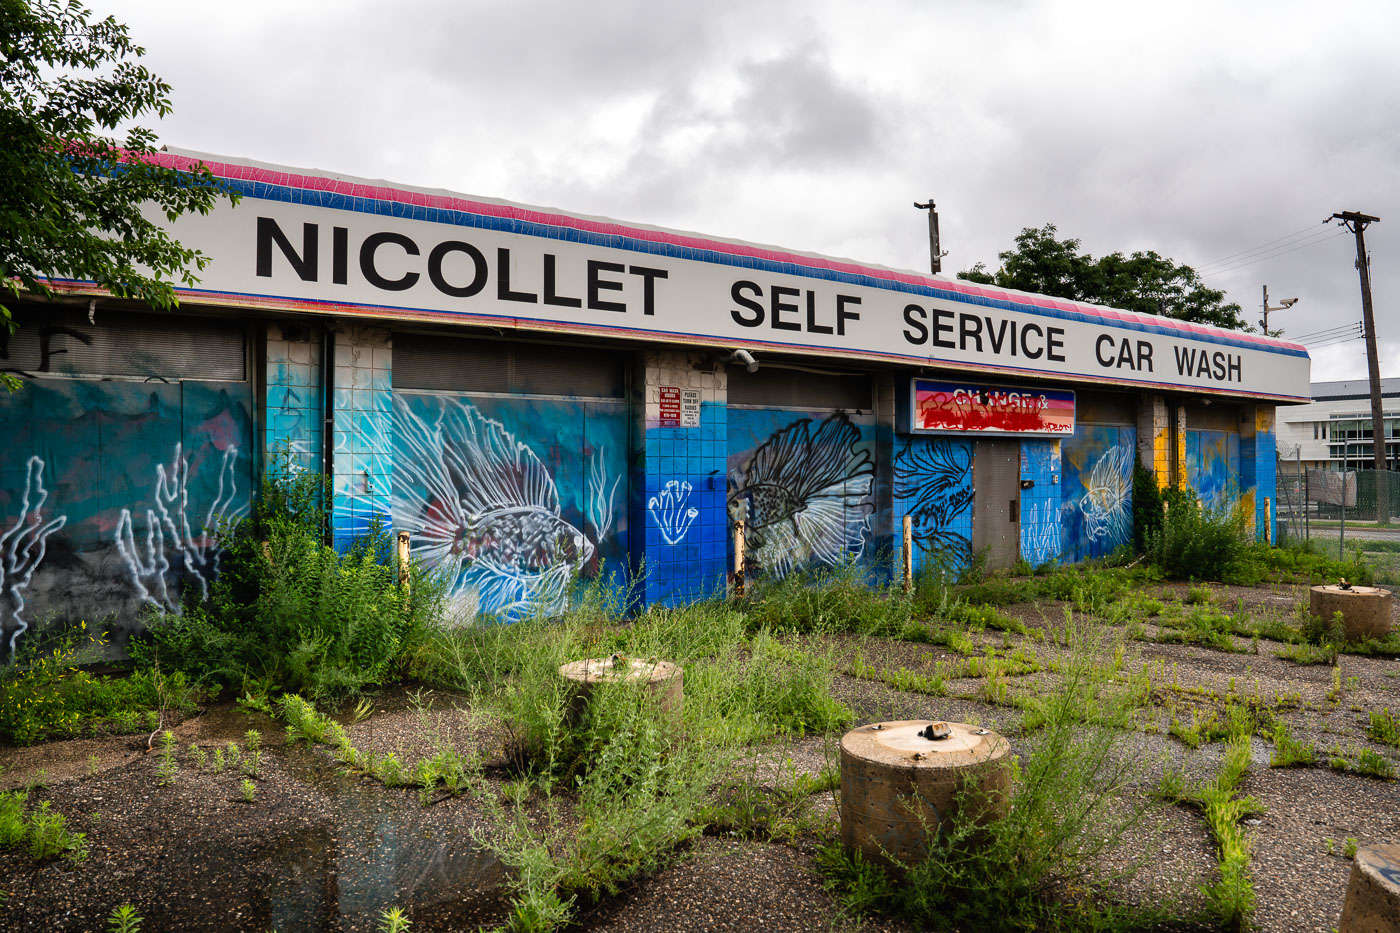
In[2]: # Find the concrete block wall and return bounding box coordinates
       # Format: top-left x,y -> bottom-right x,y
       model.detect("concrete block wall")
330,326 -> 393,550
1136,393 -> 1171,487
639,350 -> 728,606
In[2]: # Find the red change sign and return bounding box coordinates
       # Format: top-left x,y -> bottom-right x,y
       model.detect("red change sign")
911,380 -> 1075,435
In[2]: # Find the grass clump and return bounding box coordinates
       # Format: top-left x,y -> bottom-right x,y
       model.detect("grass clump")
743,561 -> 916,638
1269,721 -> 1316,767
1147,491 -> 1253,583
0,790 -> 88,863
1368,708 -> 1400,747
137,456 -> 444,702
1327,744 -> 1397,780
1159,726 -> 1263,931
1274,642 -> 1337,666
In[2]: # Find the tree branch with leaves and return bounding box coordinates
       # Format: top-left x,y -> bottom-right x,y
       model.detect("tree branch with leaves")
959,223 -> 1249,331
0,0 -> 239,389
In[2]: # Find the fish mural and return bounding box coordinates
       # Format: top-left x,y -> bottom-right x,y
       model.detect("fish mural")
393,395 -> 605,622
727,411 -> 874,578
893,437 -> 974,571
1078,444 -> 1133,545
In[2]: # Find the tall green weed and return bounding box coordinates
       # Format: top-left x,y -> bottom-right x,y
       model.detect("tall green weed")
138,459 -> 444,701
1148,491 -> 1252,582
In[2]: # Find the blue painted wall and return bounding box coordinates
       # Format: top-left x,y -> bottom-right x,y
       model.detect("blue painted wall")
892,436 -> 973,576
1059,424 -> 1135,562
727,408 -> 876,580
0,379 -> 252,656
1186,429 -> 1241,512
1,322 -> 1286,638
390,392 -> 628,621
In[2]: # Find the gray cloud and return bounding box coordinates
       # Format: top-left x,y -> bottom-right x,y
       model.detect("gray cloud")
106,0 -> 1400,380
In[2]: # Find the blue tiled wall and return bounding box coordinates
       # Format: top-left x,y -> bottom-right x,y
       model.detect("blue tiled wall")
1238,405 -> 1277,541
645,400 -> 728,606
264,326 -> 322,473
1255,426 -> 1276,541
329,332 -> 392,551
1019,440 -> 1062,567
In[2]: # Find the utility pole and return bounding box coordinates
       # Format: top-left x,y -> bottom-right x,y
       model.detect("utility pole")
1260,285 -> 1298,335
913,199 -> 944,274
1331,210 -> 1385,523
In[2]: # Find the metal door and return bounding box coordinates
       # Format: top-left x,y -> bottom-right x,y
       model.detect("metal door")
972,439 -> 1021,570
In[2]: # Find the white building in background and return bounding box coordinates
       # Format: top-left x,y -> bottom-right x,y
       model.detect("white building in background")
1276,378 -> 1400,471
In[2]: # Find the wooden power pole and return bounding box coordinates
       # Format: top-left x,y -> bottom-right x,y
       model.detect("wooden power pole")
913,199 -> 943,274
1332,210 -> 1385,522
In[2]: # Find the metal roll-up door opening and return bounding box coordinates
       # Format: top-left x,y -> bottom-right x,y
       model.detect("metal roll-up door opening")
727,366 -> 873,412
727,365 -> 877,579
3,306 -> 246,381
392,333 -> 625,398
1061,388 -> 1136,562
0,305 -> 253,631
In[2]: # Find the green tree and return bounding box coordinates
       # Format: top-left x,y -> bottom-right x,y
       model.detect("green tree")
959,223 -> 1249,331
0,0 -> 237,389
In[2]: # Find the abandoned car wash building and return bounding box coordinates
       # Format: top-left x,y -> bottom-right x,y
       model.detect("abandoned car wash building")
0,150 -> 1309,647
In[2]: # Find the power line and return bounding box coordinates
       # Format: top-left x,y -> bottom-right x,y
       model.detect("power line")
1293,321 -> 1363,342
1199,228 -> 1346,275
1198,230 -> 1349,278
1305,332 -> 1364,350
1196,220 -> 1329,270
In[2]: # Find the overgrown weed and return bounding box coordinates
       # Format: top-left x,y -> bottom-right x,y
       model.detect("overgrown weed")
820,629 -> 1176,930
0,625 -> 199,746
136,455 -> 446,702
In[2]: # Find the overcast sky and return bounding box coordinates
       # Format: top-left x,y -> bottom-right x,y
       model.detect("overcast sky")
114,0 -> 1399,386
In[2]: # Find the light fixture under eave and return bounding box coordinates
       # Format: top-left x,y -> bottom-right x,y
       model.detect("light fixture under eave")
719,348 -> 758,373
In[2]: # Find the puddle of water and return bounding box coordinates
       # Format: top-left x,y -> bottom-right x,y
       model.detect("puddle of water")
177,705 -> 510,931
257,746 -> 508,931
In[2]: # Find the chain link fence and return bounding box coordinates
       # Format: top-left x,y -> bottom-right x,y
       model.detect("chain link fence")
1276,457 -> 1400,583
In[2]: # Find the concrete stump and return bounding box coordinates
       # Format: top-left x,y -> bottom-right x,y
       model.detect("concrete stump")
1340,843 -> 1400,932
558,656 -> 683,725
839,720 -> 1011,867
1310,585 -> 1393,642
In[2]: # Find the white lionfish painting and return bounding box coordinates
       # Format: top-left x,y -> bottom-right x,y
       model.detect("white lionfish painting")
727,412 -> 874,578
1078,444 -> 1133,544
393,396 -> 604,622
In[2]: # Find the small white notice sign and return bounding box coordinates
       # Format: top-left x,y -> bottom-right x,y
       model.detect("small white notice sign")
680,388 -> 701,427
